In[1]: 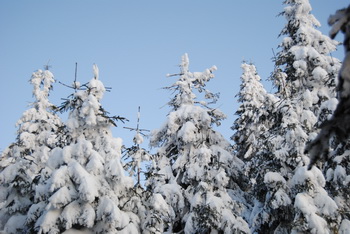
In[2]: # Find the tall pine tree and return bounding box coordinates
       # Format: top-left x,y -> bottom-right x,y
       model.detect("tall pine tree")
0,69 -> 62,233
312,5 -> 350,232
245,0 -> 341,232
231,63 -> 281,232
26,65 -> 140,233
144,54 -> 250,233
232,62 -> 278,161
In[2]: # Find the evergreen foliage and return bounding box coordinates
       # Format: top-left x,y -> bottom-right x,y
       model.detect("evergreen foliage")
123,107 -> 151,187
307,4 -> 350,231
232,62 -> 278,167
26,65 -> 139,233
1,2 -> 350,233
144,54 -> 250,233
273,0 -> 342,232
237,0 -> 342,233
0,69 -> 63,233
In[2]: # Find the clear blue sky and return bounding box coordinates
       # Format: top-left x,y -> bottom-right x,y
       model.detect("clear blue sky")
0,1 -> 347,151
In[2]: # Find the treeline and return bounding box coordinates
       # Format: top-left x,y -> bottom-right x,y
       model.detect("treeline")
1,1 -> 350,233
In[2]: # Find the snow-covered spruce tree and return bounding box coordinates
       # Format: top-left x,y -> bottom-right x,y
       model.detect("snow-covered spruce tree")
291,166 -> 338,233
122,108 -> 151,230
231,63 -> 281,231
123,107 -> 151,187
305,6 -> 350,232
247,0 -> 341,233
144,54 -> 250,233
0,69 -> 62,233
231,62 -> 278,162
26,65 -> 140,233
322,143 -> 350,232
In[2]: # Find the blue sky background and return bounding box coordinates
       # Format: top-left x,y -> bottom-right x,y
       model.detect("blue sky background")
0,1 -> 347,151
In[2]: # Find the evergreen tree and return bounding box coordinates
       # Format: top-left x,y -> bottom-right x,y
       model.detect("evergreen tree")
123,107 -> 151,187
0,69 -> 62,233
232,62 -> 278,161
291,166 -> 338,233
306,5 -> 350,231
231,63 -> 281,232
323,144 -> 350,232
26,65 -> 140,233
246,0 -> 341,232
144,54 -> 250,233
122,107 -> 151,232
305,5 -> 350,168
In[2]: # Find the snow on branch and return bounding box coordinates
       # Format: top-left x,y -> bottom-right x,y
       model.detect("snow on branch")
306,4 -> 350,169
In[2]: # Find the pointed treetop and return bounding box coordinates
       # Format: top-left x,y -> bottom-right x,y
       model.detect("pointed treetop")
93,63 -> 99,80
180,53 -> 190,75
280,0 -> 328,50
272,0 -> 341,95
123,106 -> 150,145
89,64 -> 105,101
282,0 -> 319,28
240,63 -> 261,82
30,69 -> 55,110
167,53 -> 217,108
43,59 -> 52,71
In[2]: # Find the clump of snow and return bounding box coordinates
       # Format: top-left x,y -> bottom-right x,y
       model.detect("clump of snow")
60,201 -> 81,230
312,66 -> 328,80
294,193 -> 329,233
68,161 -> 98,203
3,214 -> 26,234
49,186 -> 73,209
80,203 -> 96,228
72,81 -> 81,89
36,208 -> 61,234
152,193 -> 171,217
292,166 -> 338,233
133,132 -> 144,145
271,189 -> 292,209
301,109 -> 317,130
178,121 -> 197,143
320,97 -> 338,115
214,169 -> 229,189
62,229 -> 93,234
264,172 -> 286,186
340,219 -> 350,234
50,165 -> 69,192
292,166 -> 325,187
